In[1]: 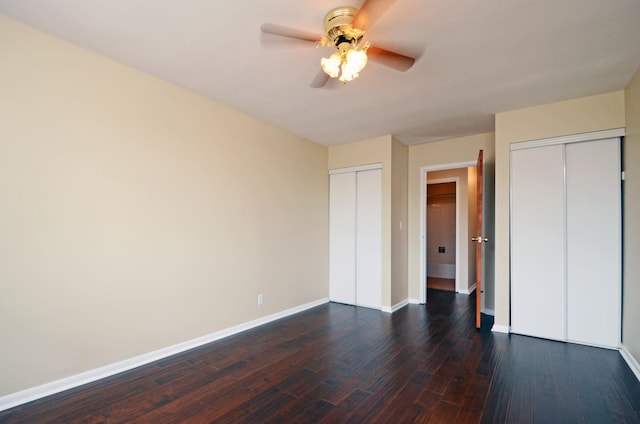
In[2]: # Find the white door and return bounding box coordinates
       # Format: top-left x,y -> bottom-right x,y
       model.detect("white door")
329,172 -> 357,305
510,144 -> 566,341
355,169 -> 382,308
566,138 -> 621,348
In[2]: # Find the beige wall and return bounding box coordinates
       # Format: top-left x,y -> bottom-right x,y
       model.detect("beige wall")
0,16 -> 328,396
391,138 -> 409,306
328,135 -> 394,307
408,133 -> 495,307
494,91 -> 626,328
624,67 -> 640,364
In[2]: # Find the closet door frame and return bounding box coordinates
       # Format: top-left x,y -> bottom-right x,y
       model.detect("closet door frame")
509,128 -> 624,348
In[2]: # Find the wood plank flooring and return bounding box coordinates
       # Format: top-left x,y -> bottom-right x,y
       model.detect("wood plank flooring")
2,289 -> 639,423
427,277 -> 455,291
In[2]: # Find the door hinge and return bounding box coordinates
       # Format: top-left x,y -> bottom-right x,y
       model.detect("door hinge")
621,171 -> 625,181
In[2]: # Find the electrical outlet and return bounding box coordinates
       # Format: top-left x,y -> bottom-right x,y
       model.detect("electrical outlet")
258,294 -> 264,305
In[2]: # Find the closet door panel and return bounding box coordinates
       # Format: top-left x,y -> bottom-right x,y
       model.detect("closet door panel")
329,172 -> 357,305
355,169 -> 382,308
566,138 -> 621,348
510,145 -> 566,341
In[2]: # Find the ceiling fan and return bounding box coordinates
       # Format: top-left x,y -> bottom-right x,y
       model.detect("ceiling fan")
261,0 -> 416,88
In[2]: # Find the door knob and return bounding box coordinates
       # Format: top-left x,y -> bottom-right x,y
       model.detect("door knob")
471,236 -> 489,243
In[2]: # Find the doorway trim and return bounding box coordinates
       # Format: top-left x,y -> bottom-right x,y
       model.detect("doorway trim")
420,161 -> 477,304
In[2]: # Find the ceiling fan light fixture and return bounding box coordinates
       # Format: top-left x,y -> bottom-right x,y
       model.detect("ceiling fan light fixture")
321,52 -> 342,78
318,6 -> 372,84
340,46 -> 368,82
261,2 -> 417,89
322,42 -> 369,83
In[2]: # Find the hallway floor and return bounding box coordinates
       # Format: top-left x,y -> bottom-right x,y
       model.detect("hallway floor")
427,276 -> 455,291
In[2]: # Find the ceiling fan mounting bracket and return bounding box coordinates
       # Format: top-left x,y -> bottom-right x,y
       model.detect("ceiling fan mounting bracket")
323,6 -> 365,48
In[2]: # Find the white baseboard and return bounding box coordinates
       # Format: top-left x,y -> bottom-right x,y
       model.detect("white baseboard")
427,263 -> 455,279
381,299 -> 409,313
457,283 -> 477,295
482,308 -> 495,316
408,298 -> 422,305
0,298 -> 329,412
491,324 -> 510,333
620,345 -> 640,383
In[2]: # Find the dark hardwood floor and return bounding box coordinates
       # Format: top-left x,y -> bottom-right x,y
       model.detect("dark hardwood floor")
2,290 -> 640,423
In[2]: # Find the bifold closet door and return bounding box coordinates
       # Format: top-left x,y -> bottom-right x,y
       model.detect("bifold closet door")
566,138 -> 621,348
355,169 -> 382,308
329,172 -> 356,305
510,145 -> 566,341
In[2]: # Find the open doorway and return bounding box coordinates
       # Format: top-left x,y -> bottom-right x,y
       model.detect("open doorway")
421,165 -> 478,303
426,181 -> 457,292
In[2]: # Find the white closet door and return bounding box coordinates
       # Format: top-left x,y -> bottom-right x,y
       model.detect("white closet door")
329,172 -> 357,305
510,145 -> 566,341
355,169 -> 382,308
566,138 -> 621,348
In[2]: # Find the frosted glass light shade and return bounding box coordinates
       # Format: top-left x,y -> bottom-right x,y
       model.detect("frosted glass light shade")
339,48 -> 368,82
321,52 -> 341,78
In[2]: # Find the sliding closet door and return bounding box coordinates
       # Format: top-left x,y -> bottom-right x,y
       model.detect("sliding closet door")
355,169 -> 382,308
510,145 -> 566,341
329,172 -> 357,305
566,138 -> 621,348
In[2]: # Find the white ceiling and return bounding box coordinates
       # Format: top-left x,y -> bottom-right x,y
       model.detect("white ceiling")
1,0 -> 639,146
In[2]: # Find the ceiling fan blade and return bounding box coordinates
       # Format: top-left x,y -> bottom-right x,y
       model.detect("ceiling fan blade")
261,23 -> 321,44
367,46 -> 415,71
351,0 -> 397,31
310,69 -> 331,88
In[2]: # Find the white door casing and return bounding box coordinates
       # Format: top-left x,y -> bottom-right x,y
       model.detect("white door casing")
419,161 -> 477,304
